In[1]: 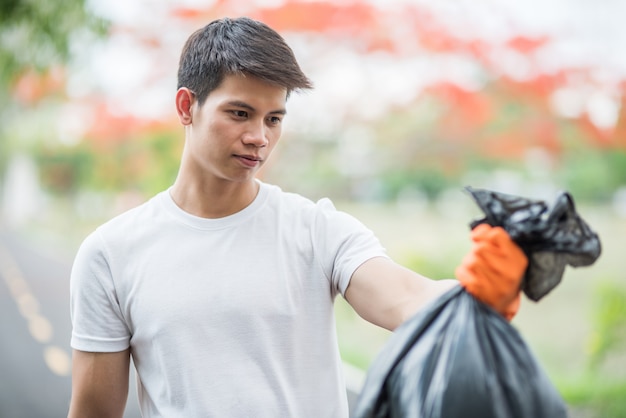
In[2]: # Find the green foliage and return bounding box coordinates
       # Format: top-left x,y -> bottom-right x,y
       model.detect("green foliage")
606,150 -> 626,186
586,281 -> 626,371
34,143 -> 93,194
380,168 -> 455,202
33,130 -> 182,196
558,150 -> 626,202
559,377 -> 626,418
0,0 -> 108,90
0,0 -> 108,182
556,281 -> 626,416
136,132 -> 183,196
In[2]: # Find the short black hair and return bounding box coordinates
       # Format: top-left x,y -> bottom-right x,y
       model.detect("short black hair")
177,17 -> 313,105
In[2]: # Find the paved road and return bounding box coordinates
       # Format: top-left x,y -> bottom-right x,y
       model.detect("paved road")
0,228 -> 141,418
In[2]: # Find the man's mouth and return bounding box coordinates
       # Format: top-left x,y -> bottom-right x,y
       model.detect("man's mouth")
234,154 -> 262,167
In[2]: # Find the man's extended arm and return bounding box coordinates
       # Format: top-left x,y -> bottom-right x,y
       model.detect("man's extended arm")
345,225 -> 527,331
345,257 -> 457,331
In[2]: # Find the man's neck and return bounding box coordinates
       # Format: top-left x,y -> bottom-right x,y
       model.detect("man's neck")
169,178 -> 260,219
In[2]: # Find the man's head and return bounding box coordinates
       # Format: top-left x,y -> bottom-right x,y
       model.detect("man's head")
177,17 -> 313,106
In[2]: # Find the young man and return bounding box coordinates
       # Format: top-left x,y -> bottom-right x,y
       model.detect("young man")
68,17 -> 527,417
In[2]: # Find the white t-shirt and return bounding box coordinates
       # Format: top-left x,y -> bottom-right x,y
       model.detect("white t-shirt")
70,181 -> 388,417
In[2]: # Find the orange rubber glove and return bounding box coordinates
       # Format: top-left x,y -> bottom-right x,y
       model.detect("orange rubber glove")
455,224 -> 528,321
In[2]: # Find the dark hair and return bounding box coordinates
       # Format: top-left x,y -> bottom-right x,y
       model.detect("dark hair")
177,17 -> 313,105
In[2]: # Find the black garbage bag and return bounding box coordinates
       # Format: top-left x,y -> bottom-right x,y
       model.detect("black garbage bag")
351,286 -> 568,418
464,187 -> 602,301
352,189 -> 602,418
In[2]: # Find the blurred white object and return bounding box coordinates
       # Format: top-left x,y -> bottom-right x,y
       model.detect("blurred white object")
612,186 -> 626,218
2,154 -> 42,226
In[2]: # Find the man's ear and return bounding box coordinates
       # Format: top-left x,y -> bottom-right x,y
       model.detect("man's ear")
175,88 -> 194,125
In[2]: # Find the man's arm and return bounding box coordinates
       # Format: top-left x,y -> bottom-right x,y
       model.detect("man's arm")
67,348 -> 131,418
345,225 -> 528,331
345,256 -> 458,331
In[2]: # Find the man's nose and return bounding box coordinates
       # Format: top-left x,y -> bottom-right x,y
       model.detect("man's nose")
242,120 -> 268,147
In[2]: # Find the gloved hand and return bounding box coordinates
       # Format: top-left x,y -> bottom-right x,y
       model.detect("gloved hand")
455,224 -> 528,321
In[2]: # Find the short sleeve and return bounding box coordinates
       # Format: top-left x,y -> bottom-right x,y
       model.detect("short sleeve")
312,198 -> 388,297
70,230 -> 131,352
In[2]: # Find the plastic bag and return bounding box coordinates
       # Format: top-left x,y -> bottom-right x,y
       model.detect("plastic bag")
351,286 -> 568,418
352,188 -> 602,418
464,187 -> 602,301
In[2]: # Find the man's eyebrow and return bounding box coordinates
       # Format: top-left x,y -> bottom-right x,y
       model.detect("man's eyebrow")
226,100 -> 287,115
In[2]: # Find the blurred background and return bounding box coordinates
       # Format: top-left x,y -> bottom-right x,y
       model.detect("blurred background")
1,0 -> 625,416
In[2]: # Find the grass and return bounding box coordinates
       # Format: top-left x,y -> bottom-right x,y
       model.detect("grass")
560,377 -> 626,418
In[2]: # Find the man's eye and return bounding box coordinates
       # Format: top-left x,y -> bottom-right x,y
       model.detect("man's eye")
268,116 -> 282,125
232,110 -> 248,118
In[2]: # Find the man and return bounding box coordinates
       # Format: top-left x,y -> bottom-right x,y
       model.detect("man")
68,17 -> 527,417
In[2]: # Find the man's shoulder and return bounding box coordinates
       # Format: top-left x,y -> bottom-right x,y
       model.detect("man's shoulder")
90,191 -> 164,241
261,181 -> 329,211
73,192 -> 167,267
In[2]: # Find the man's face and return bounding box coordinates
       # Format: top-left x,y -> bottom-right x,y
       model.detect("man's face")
186,73 -> 288,185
